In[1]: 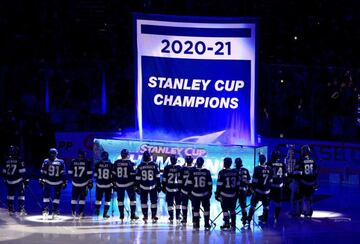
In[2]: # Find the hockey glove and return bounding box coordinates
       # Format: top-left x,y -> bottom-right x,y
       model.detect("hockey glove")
215,192 -> 222,202
23,179 -> 29,187
161,184 -> 167,194
134,186 -> 141,195
88,180 -> 93,190
62,181 -> 67,189
39,179 -> 45,187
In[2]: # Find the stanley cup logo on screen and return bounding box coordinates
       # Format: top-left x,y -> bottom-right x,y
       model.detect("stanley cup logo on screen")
135,14 -> 257,146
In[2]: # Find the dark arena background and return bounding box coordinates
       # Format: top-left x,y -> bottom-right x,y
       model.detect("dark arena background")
0,1 -> 360,243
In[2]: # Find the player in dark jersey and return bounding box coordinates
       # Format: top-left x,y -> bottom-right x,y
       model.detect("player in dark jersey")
135,151 -> 161,223
68,149 -> 93,219
235,157 -> 251,226
112,149 -> 139,221
267,150 -> 287,223
94,151 -> 113,219
286,145 -> 302,217
162,154 -> 182,223
216,157 -> 239,230
299,145 -> 318,217
247,154 -> 272,225
3,145 -> 28,216
39,148 -> 67,219
188,157 -> 212,230
178,155 -> 195,225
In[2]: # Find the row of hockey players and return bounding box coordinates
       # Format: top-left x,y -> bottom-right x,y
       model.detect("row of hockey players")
1,144 -> 318,230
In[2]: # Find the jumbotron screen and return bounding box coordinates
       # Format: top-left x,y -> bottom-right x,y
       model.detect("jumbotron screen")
94,138 -> 267,179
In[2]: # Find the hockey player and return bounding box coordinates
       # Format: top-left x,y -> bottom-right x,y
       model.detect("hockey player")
299,145 -> 318,217
286,145 -> 302,217
135,151 -> 161,223
39,148 -> 67,219
68,149 -> 93,219
112,149 -> 139,221
267,150 -> 287,223
162,154 -> 182,223
178,155 -> 195,225
188,157 -> 212,230
3,145 -> 28,216
285,144 -> 297,175
216,157 -> 238,230
94,151 -> 113,219
235,157 -> 251,226
247,154 -> 272,225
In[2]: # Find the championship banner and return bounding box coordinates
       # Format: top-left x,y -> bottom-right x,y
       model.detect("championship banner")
94,138 -> 267,179
134,13 -> 257,145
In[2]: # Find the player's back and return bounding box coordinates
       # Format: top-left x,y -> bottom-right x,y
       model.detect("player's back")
252,165 -> 272,194
179,166 -> 195,193
268,159 -> 286,188
218,168 -> 238,197
136,161 -> 159,190
43,158 -> 65,185
113,159 -> 135,187
3,156 -> 25,184
163,164 -> 181,191
300,156 -> 317,185
69,158 -> 92,187
238,167 -> 251,190
94,160 -> 112,187
190,168 -> 212,197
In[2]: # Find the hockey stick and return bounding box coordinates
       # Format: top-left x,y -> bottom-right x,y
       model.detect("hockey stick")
111,189 -> 115,218
249,203 -> 264,228
200,207 -> 216,228
236,203 -> 251,215
174,203 -> 182,219
89,187 -> 93,210
0,193 -> 6,208
124,206 -> 130,217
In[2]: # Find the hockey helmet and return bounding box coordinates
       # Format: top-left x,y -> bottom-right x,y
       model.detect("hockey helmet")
78,149 -> 86,159
143,151 -> 151,162
271,149 -> 281,161
301,145 -> 311,157
101,151 -> 109,160
49,148 -> 58,156
121,149 -> 129,159
259,154 -> 266,164
235,157 -> 243,169
223,157 -> 232,169
170,155 -> 178,165
196,157 -> 204,168
9,145 -> 19,157
185,155 -> 193,165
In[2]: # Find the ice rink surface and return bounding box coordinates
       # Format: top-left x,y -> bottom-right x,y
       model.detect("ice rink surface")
0,181 -> 358,244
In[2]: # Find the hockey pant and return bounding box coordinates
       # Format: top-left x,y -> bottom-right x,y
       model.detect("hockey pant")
43,184 -> 62,213
221,196 -> 237,227
165,191 -> 181,220
95,186 -> 112,216
270,187 -> 283,219
299,184 -> 315,216
117,186 -> 136,218
239,190 -> 248,224
181,193 -> 192,221
290,180 -> 301,216
140,189 -> 158,219
248,192 -> 270,223
192,196 -> 210,227
7,182 -> 25,212
71,186 -> 87,214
